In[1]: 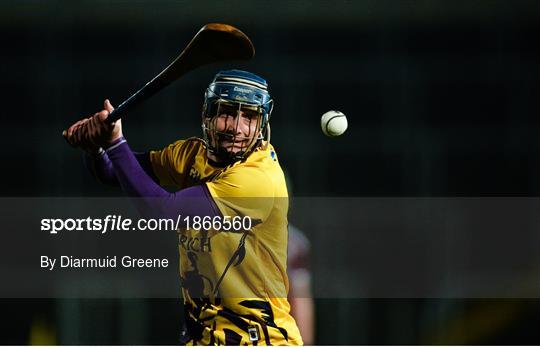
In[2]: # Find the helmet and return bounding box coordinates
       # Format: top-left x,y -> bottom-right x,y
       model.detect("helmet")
202,69 -> 274,162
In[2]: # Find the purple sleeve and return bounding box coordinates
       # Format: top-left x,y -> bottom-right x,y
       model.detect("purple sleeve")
84,150 -> 158,186
105,139 -> 220,221
83,151 -> 116,185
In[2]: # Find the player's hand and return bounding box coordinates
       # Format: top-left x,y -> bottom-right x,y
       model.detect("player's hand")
64,117 -> 100,154
64,99 -> 123,151
86,99 -> 123,147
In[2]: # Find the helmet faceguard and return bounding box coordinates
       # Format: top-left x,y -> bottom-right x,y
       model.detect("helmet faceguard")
202,70 -> 273,163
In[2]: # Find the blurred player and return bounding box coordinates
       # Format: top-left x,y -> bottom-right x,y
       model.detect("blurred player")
287,225 -> 315,345
65,70 -> 303,345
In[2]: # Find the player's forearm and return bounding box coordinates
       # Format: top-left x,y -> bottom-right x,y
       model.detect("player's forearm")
105,138 -> 219,220
83,150 -> 118,186
84,149 -> 157,186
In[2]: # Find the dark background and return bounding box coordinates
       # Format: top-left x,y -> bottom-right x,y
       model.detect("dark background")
2,0 -> 540,344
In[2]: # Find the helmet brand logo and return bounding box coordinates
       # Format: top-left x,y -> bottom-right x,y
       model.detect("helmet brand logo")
233,86 -> 252,94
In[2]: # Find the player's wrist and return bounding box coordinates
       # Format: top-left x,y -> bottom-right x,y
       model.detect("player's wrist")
102,130 -> 123,146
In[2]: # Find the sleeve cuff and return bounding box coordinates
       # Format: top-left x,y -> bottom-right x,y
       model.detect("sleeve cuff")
104,136 -> 127,153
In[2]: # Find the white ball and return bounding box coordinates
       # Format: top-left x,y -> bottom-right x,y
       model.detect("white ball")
321,110 -> 348,137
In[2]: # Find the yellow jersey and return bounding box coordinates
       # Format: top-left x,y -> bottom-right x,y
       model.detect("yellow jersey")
149,138 -> 303,345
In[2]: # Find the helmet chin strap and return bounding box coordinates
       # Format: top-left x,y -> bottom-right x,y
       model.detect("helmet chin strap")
211,129 -> 263,162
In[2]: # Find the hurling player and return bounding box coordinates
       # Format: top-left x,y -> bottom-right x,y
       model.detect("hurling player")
66,70 -> 303,345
